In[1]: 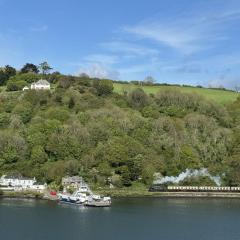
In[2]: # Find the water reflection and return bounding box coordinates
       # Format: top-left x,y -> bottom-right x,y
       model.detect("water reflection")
0,198 -> 39,208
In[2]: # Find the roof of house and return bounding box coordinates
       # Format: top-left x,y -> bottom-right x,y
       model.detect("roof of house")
33,79 -> 50,86
3,175 -> 35,181
62,176 -> 83,183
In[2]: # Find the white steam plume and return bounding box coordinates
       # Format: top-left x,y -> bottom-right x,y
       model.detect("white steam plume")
154,168 -> 221,186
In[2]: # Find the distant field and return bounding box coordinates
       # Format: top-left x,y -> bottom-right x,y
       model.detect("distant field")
114,83 -> 239,105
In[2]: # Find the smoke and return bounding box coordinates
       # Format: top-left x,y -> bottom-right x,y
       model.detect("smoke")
154,168 -> 221,186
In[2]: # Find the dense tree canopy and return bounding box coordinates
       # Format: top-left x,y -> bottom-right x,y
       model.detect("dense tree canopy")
0,63 -> 240,189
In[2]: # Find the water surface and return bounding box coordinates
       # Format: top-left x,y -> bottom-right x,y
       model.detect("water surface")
1,197 -> 240,240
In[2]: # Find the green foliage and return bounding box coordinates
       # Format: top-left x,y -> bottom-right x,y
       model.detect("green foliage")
7,79 -> 27,91
0,131 -> 27,166
93,79 -> 114,96
180,176 -> 216,186
0,70 -> 9,86
0,75 -> 240,189
113,82 -> 239,105
20,63 -> 39,74
0,113 -> 10,128
128,88 -> 149,109
0,65 -> 16,86
13,73 -> 40,84
13,102 -> 33,123
39,61 -> 52,75
45,107 -> 70,122
31,145 -> 48,164
4,65 -> 16,79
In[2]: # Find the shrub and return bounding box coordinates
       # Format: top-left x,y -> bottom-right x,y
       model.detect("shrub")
128,88 -> 149,109
7,80 -> 27,91
93,79 -> 113,96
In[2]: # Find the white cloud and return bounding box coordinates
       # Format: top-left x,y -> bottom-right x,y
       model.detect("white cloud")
123,23 -> 202,54
75,2 -> 240,85
77,63 -> 120,80
84,54 -> 118,65
122,6 -> 240,54
101,41 -> 159,57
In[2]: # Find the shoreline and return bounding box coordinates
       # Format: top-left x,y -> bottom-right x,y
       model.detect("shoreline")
2,190 -> 240,201
92,189 -> 240,198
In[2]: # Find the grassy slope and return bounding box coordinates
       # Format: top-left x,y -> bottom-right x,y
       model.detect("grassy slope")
1,83 -> 239,105
114,83 -> 239,105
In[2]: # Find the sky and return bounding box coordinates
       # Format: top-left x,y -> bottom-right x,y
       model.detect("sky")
0,0 -> 240,89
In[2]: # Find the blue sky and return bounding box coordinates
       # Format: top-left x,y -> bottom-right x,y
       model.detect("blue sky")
0,0 -> 240,88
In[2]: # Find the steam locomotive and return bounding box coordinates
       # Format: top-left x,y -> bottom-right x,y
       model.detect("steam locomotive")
149,184 -> 240,192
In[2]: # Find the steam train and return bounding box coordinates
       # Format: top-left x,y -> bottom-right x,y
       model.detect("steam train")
149,184 -> 240,192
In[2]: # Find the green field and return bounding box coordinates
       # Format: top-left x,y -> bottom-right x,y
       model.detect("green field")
1,83 -> 239,105
114,83 -> 239,105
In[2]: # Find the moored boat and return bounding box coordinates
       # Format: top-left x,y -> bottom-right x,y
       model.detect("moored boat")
57,180 -> 111,207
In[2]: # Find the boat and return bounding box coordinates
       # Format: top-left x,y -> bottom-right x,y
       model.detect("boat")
58,180 -> 111,207
58,190 -> 88,205
85,196 -> 111,207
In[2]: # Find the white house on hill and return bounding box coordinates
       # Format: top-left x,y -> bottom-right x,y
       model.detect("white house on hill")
31,79 -> 50,90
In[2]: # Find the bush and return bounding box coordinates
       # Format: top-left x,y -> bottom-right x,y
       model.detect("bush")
93,79 -> 114,96
128,88 -> 149,109
9,73 -> 40,84
7,80 -> 27,91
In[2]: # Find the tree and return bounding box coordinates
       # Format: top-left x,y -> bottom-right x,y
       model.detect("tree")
13,102 -> 33,123
21,63 -> 39,74
58,76 -> 73,89
120,166 -> 132,186
79,73 -> 90,78
4,65 -> 16,79
39,61 -> 52,75
144,76 -> 155,85
93,79 -> 113,96
31,145 -> 48,164
0,70 -> 8,86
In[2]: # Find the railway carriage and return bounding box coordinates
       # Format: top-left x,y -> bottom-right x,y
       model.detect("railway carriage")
149,184 -> 240,192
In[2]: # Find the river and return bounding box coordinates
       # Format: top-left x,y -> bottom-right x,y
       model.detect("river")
1,197 -> 240,240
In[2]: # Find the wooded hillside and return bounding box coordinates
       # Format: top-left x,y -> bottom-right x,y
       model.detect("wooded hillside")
0,64 -> 240,188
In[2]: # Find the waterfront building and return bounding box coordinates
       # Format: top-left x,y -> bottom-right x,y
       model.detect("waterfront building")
62,176 -> 84,188
0,175 -> 36,188
0,175 -> 46,192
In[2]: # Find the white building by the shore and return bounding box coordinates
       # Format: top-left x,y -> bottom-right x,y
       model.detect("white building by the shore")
31,79 -> 50,90
0,175 -> 36,187
0,175 -> 46,192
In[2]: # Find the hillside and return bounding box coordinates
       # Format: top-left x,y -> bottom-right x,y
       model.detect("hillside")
114,83 -> 239,105
0,69 -> 240,190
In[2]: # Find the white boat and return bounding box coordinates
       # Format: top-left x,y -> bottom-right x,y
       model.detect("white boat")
58,180 -> 111,207
58,190 -> 88,205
